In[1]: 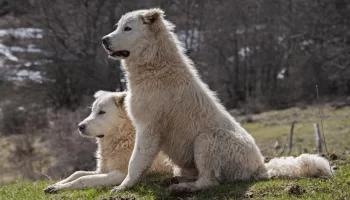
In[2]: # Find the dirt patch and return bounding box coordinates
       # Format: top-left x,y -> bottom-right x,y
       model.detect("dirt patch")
284,184 -> 305,195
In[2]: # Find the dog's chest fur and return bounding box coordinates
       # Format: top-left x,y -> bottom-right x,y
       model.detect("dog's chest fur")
125,70 -> 210,167
96,134 -> 134,174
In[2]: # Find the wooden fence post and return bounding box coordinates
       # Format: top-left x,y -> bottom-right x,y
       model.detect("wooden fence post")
286,121 -> 296,155
274,139 -> 280,156
276,121 -> 296,156
314,123 -> 322,153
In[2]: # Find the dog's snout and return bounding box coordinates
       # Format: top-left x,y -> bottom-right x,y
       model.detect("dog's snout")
78,124 -> 86,132
102,36 -> 110,47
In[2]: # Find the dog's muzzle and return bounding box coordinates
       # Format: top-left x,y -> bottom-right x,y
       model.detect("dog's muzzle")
102,36 -> 130,58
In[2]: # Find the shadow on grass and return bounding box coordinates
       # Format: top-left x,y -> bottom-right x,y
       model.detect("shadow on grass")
109,173 -> 258,200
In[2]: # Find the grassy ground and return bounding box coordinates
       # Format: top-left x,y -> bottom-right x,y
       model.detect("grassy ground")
1,155 -> 349,200
239,104 -> 350,156
1,104 -> 350,199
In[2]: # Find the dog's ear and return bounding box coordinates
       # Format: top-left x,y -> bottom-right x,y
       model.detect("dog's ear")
114,92 -> 127,107
94,90 -> 109,99
141,8 -> 164,24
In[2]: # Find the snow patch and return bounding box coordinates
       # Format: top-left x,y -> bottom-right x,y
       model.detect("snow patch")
178,28 -> 201,51
0,28 -> 44,39
300,40 -> 314,50
236,24 -> 266,35
238,47 -> 252,57
277,68 -> 287,79
13,69 -> 43,82
23,59 -> 52,67
0,44 -> 19,61
277,36 -> 285,44
0,44 -> 47,62
9,44 -> 44,53
227,56 -> 235,63
301,40 -> 313,46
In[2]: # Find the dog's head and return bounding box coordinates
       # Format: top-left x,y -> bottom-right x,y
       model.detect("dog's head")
102,8 -> 172,60
78,91 -> 127,138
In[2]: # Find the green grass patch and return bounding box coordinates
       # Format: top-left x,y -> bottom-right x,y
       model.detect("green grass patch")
1,156 -> 349,199
242,105 -> 350,155
1,104 -> 349,199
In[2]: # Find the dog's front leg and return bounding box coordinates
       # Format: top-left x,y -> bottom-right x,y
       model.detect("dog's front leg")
111,124 -> 160,193
55,171 -> 97,185
44,170 -> 97,193
44,170 -> 126,194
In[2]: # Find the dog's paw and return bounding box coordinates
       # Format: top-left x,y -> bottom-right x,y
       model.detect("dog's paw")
110,185 -> 127,194
160,176 -> 180,187
44,185 -> 60,194
167,183 -> 193,194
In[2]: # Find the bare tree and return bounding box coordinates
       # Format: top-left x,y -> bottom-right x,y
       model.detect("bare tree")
24,0 -> 125,109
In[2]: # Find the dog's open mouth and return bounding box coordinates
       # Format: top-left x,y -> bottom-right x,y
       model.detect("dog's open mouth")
96,135 -> 105,138
109,51 -> 130,58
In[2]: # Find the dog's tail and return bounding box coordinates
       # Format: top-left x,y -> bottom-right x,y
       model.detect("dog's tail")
264,154 -> 333,178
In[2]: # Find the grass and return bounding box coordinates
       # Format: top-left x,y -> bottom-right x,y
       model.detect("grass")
1,104 -> 350,199
241,104 -> 350,155
1,155 -> 349,200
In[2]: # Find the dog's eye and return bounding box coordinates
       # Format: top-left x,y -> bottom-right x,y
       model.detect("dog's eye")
113,24 -> 118,29
98,110 -> 106,115
124,26 -> 132,31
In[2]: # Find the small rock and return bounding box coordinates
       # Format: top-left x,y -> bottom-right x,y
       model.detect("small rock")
329,153 -> 338,160
332,165 -> 339,170
244,191 -> 254,198
160,176 -> 180,186
284,184 -> 305,195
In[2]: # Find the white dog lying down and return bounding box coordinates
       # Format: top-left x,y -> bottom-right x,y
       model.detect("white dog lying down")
44,91 -> 172,193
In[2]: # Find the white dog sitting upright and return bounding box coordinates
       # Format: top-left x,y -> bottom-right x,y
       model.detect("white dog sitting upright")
102,8 -> 332,194
44,91 -> 172,193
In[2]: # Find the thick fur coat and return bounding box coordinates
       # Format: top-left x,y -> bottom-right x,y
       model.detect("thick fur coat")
44,91 -> 171,193
102,8 -> 333,193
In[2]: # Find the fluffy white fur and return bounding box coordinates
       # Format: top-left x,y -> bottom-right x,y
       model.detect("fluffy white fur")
266,154 -> 332,178
44,91 -> 172,193
102,8 -> 333,193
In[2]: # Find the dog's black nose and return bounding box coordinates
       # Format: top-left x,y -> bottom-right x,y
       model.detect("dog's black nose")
102,36 -> 110,47
78,124 -> 86,132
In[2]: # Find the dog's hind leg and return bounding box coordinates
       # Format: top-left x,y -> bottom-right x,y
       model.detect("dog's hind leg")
168,132 -> 220,193
167,174 -> 219,193
172,166 -> 198,183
